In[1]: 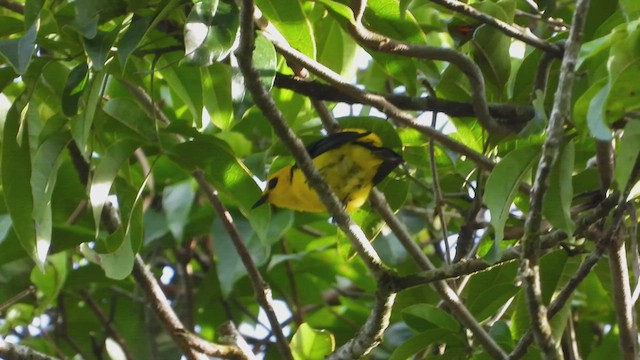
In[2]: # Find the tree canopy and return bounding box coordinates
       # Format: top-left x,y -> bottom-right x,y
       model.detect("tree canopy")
0,0 -> 639,359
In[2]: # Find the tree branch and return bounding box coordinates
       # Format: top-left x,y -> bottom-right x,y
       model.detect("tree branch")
369,191 -> 508,359
236,0 -> 387,277
81,291 -> 135,360
519,0 -> 590,357
0,0 -> 23,14
132,256 -> 247,359
327,288 -> 396,359
274,74 -> 535,130
428,0 -> 563,57
260,25 -> 500,174
608,230 -> 638,359
193,170 -> 293,360
0,340 -> 58,360
349,0 -> 510,136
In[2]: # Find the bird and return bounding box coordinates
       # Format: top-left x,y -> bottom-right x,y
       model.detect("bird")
252,129 -> 404,212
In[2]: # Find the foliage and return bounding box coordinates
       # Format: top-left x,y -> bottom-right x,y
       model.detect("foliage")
0,0 -> 638,359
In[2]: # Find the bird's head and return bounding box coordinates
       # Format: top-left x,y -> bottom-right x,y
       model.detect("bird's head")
251,166 -> 292,209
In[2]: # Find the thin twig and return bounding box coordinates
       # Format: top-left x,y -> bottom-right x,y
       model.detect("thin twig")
425,92 -> 451,264
0,340 -> 58,360
0,0 -> 23,14
193,171 -> 293,360
327,288 -> 396,359
428,0 -> 563,56
608,230 -> 638,359
0,286 -> 35,313
132,255 -> 245,360
595,140 -> 615,192
395,191 -> 619,292
369,191 -> 508,359
274,74 -> 535,130
81,291 -> 135,360
280,239 -> 304,325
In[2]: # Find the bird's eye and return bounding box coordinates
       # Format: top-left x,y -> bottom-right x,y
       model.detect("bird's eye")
268,177 -> 279,189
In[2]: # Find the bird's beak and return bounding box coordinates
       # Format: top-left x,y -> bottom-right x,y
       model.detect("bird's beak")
252,193 -> 269,209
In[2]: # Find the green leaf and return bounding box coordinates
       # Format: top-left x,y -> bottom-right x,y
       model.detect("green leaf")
466,259 -> 519,323
89,139 -> 141,236
31,130 -> 70,271
519,89 -> 547,136
489,321 -> 514,352
102,98 -> 157,141
71,70 -> 107,157
615,119 -> 640,190
159,57 -> 203,127
620,0 -> 640,21
0,215 -> 13,245
402,304 -> 459,332
170,136 -> 263,213
290,323 -> 335,360
213,216 -> 268,296
0,22 -> 38,75
30,252 -> 68,310
82,178 -> 144,280
2,105 -> 40,266
203,63 -> 233,130
254,0 -> 316,59
170,136 -> 270,241
315,14 -> 358,79
603,27 -> 640,125
184,0 -> 239,66
24,0 -> 45,29
467,283 -> 519,321
573,77 -> 607,136
118,16 -> 150,69
586,83 -> 613,140
471,1 -> 513,95
253,33 -> 277,90
389,329 -> 464,360
162,180 -> 195,242
543,141 -> 575,236
80,233 -> 135,280
62,63 -> 89,117
484,145 -> 540,261
83,27 -> 119,70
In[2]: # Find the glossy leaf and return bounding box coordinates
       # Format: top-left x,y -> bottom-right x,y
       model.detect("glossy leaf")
402,304 -> 459,332
0,22 -> 37,75
542,141 -> 575,236
290,323 -> 335,360
102,98 -> 157,141
162,180 -> 195,242
484,145 -> 540,259
254,0 -> 316,59
2,105 -> 40,266
203,63 -> 233,130
389,329 -> 464,360
83,27 -> 119,70
184,0 -> 239,66
159,58 -> 204,127
89,139 -> 141,236
62,63 -> 89,116
31,130 -> 70,271
118,16 -> 150,68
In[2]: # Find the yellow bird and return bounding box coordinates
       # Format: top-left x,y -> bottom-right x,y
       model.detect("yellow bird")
252,129 -> 404,212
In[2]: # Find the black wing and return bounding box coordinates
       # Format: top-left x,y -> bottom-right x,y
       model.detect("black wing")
354,141 -> 404,185
305,131 -> 371,158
